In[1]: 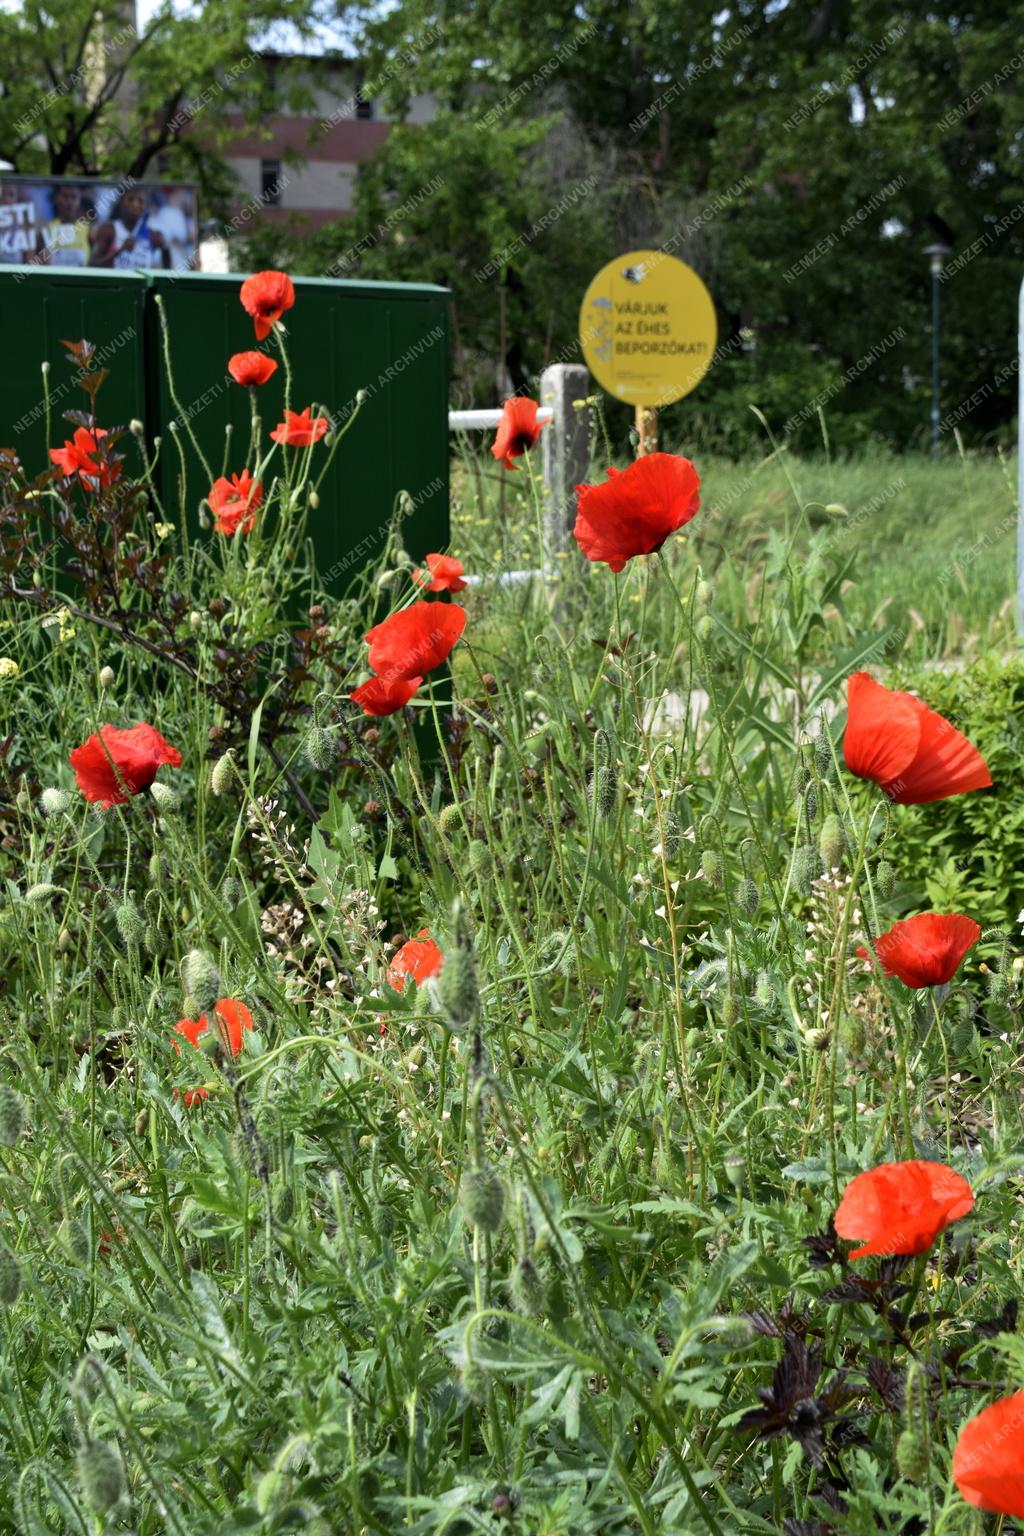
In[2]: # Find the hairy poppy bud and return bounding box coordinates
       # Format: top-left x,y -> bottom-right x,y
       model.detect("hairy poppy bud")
460,1167 -> 505,1232
129,418 -> 144,436
701,849 -> 723,889
77,1438 -> 124,1514
189,610 -> 203,629
0,1247 -> 21,1307
468,841 -> 493,877
735,877 -> 759,916
839,1014 -> 866,1056
819,813 -> 844,872
134,1109 -> 149,1138
437,803 -> 463,835
755,971 -> 773,1008
696,614 -> 715,643
696,578 -> 714,607
792,756 -> 811,795
460,1360 -> 489,1404
661,813 -> 684,860
876,859 -> 896,899
308,488 -> 320,509
987,970 -> 1009,1004
804,781 -> 818,822
115,901 -> 144,947
792,845 -> 815,894
0,1085 -> 25,1147
143,924 -> 165,958
25,883 -> 61,904
304,724 -> 333,771
182,950 -> 222,1013
40,787 -> 71,816
98,665 -> 115,689
221,875 -> 242,909
508,1256 -> 546,1317
57,927 -> 72,953
724,1151 -> 745,1191
589,765 -> 617,819
149,782 -> 178,812
896,1429 -> 929,1481
813,731 -> 834,782
210,752 -> 235,797
719,994 -> 739,1027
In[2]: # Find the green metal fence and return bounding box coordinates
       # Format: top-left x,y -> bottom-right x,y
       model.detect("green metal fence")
0,266 -> 450,592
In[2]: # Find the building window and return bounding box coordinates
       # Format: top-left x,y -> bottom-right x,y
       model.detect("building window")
355,90 -> 373,120
261,160 -> 282,206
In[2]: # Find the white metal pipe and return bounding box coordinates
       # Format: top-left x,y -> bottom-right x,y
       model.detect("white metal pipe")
448,407 -> 553,430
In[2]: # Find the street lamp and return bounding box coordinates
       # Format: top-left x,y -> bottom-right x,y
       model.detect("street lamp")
924,242 -> 952,450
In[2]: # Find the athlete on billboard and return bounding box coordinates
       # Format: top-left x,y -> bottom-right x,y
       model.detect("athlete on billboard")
92,186 -> 170,269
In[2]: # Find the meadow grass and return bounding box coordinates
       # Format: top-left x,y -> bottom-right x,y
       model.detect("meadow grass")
0,376 -> 1021,1535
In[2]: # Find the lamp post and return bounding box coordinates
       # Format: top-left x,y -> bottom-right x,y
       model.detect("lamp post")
924,242 -> 952,450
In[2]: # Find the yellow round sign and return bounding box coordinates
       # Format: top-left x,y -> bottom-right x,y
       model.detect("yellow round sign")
579,250 -> 717,407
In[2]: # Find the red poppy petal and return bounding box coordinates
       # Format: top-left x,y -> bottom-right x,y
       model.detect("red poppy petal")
843,672 -> 921,789
886,703 -> 992,803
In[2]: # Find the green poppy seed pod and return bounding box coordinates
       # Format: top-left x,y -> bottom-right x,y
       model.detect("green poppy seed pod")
792,845 -> 815,894
696,578 -> 714,608
813,731 -> 834,782
696,613 -> 715,643
876,859 -> 896,899
804,781 -> 818,822
755,971 -> 773,1009
437,941 -> 479,1032
0,1247 -> 21,1307
0,1085 -> 25,1147
274,1186 -> 296,1225
149,781 -> 178,813
950,1015 -> 976,1056
508,1256 -> 547,1317
590,764 -> 617,819
221,875 -> 242,909
437,803 -> 464,835
895,1428 -> 929,1482
468,841 -> 493,878
25,882 -> 61,905
723,1152 -> 746,1191
115,902 -> 144,947
460,1167 -> 505,1232
40,787 -> 71,816
719,994 -> 739,1027
304,723 -> 333,771
819,813 -> 844,872
77,1438 -> 124,1514
460,1359 -> 489,1404
701,849 -> 723,889
736,877 -> 759,916
209,751 -> 236,797
839,1014 -> 866,1057
182,950 -> 222,1013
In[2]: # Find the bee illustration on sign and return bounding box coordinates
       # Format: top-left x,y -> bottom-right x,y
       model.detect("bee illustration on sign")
621,263 -> 647,284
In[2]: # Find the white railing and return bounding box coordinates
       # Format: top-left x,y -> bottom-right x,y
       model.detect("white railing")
448,406 -> 553,430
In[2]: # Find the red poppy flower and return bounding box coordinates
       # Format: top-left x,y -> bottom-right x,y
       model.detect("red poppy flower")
491,397 -> 548,471
413,554 -> 468,593
953,1393 -> 1024,1518
239,269 -> 295,340
173,998 -> 254,1058
387,929 -> 443,992
70,722 -> 182,808
350,674 -> 423,716
834,1159 -> 973,1260
270,407 -> 329,447
49,426 -> 120,488
227,350 -> 278,387
366,601 -> 466,684
868,912 -> 981,989
208,469 -> 262,536
573,453 -> 702,572
843,671 -> 991,804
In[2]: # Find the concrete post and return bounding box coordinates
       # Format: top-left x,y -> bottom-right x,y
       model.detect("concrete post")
540,363 -> 591,553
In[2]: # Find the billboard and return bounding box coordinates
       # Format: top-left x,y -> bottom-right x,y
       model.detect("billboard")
0,175 -> 199,272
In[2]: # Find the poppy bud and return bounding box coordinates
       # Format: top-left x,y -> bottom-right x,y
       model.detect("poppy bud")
701,849 -> 723,888
804,781 -> 818,821
460,1167 -> 505,1232
40,787 -> 71,816
696,614 -> 715,643
98,665 -> 115,688
210,752 -> 236,797
896,1428 -> 929,1481
696,579 -> 714,607
839,1014 -> 866,1056
115,901 -> 144,947
813,731 -> 834,782
437,803 -> 464,834
60,1217 -> 91,1265
661,813 -> 684,860
308,488 -> 320,509
508,1256 -> 546,1316
589,765 -> 617,819
134,1109 -> 149,1138
0,1247 -> 21,1307
0,1085 -> 25,1147
221,875 -> 242,909
57,927 -> 72,953
274,1185 -> 295,1224
755,971 -> 773,1008
460,1359 -> 489,1404
819,813 -> 844,872
149,782 -> 178,812
25,882 -> 61,904
724,1152 -> 745,1191
189,610 -> 203,629
437,943 -> 479,1031
876,859 -> 896,899
987,970 -> 1009,1004
304,723 -> 333,771
735,877 -> 759,916
143,923 -> 165,958
181,950 -> 222,1012
720,994 -> 739,1027
468,841 -> 493,877
77,1438 -> 124,1514
792,845 -> 815,894
129,418 -> 144,436
698,813 -> 718,846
